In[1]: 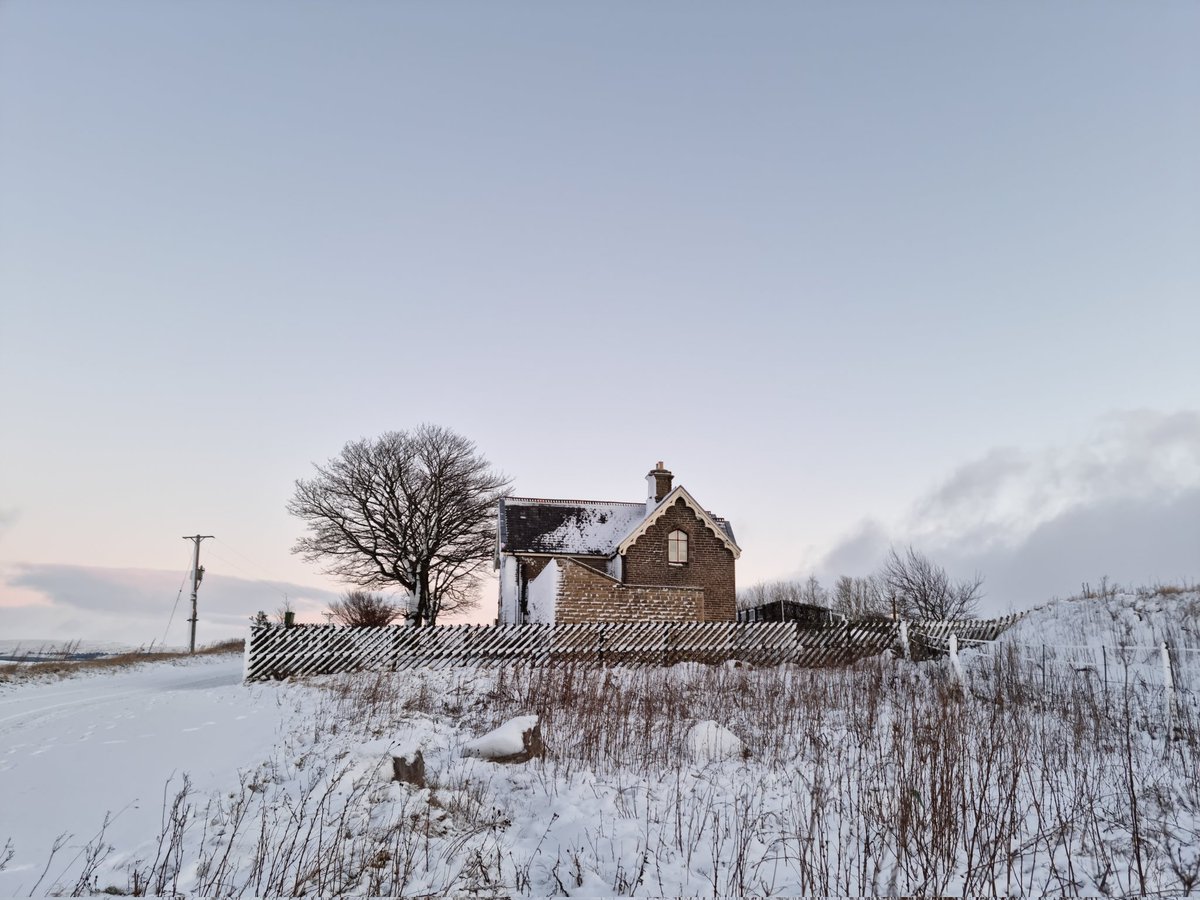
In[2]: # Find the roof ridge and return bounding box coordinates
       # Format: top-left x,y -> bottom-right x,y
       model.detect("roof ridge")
504,496 -> 645,508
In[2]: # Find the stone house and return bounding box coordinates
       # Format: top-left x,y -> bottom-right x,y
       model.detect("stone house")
496,463 -> 740,625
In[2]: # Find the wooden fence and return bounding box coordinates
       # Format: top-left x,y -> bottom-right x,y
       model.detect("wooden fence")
243,616 -> 1020,682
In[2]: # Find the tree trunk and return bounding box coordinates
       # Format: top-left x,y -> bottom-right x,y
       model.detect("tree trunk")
416,567 -> 432,627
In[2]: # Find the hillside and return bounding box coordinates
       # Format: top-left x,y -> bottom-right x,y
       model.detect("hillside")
1000,584 -> 1200,649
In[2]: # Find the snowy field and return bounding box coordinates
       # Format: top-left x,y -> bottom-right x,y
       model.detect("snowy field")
0,654 -> 288,895
1,589 -> 1198,896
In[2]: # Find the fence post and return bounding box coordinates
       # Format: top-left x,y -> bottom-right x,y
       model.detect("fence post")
898,619 -> 910,661
598,624 -> 605,668
1161,642 -> 1175,693
949,632 -> 963,684
662,623 -> 669,667
1162,642 -> 1175,734
1102,644 -> 1108,711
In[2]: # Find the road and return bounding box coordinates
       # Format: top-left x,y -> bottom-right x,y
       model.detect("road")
0,654 -> 286,895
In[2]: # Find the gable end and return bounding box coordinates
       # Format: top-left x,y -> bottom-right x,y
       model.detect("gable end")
614,486 -> 740,559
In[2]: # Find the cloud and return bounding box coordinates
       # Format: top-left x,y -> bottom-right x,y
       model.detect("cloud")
3,564 -> 345,646
818,520 -> 890,578
813,410 -> 1200,614
941,489 -> 1200,612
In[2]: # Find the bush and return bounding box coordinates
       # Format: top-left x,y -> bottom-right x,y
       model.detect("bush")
326,590 -> 405,627
881,546 -> 983,620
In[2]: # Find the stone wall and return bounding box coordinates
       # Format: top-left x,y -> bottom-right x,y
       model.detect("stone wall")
553,558 -> 703,624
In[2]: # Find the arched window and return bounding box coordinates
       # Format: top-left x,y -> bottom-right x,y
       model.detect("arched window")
668,529 -> 688,565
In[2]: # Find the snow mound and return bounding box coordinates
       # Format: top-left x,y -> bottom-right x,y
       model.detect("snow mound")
686,720 -> 744,763
1000,589 -> 1200,650
463,715 -> 541,761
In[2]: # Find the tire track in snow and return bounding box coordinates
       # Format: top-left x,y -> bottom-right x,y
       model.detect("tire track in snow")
0,685 -> 108,707
0,671 -> 241,735
0,688 -> 154,728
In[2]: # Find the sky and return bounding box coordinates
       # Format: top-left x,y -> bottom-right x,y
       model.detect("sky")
2,1 -> 1198,645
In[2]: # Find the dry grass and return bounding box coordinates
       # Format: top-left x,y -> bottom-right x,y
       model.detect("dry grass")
0,639 -> 243,684
1073,576 -> 1200,601
308,652 -> 1200,895
1148,581 -> 1200,597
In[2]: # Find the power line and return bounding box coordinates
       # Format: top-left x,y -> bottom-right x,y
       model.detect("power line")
210,538 -> 297,600
202,547 -> 281,592
161,563 -> 192,647
204,545 -> 293,602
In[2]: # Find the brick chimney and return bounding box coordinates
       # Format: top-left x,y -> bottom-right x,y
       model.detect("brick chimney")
646,461 -> 674,509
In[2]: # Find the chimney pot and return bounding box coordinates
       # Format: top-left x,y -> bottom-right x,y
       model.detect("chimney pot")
646,462 -> 674,506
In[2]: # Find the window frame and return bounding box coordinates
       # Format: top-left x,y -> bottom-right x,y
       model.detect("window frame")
667,529 -> 689,565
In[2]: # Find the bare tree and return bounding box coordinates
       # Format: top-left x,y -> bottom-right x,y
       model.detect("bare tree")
737,576 -> 834,620
833,574 -> 890,620
879,546 -> 983,620
736,581 -> 771,611
327,590 -> 405,627
738,579 -> 803,613
289,424 -> 510,626
799,573 -> 829,608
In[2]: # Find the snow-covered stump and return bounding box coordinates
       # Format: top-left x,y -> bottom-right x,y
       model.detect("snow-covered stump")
391,748 -> 426,788
463,715 -> 543,763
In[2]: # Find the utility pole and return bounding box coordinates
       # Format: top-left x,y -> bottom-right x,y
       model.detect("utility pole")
182,534 -> 214,653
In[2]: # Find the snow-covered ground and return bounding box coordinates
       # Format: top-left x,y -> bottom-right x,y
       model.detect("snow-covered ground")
1000,586 -> 1200,648
1,588 -> 1198,896
968,586 -> 1200,690
0,654 -> 288,895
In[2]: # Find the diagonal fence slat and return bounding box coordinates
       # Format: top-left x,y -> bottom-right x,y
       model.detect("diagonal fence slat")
244,614 -> 1021,681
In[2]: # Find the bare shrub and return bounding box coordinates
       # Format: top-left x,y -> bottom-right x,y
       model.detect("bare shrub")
327,590 -> 405,627
881,545 -> 983,619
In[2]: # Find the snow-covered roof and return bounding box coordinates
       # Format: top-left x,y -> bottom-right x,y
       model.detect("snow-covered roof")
499,491 -> 739,557
499,497 -> 650,555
